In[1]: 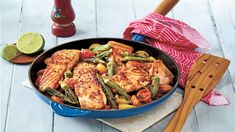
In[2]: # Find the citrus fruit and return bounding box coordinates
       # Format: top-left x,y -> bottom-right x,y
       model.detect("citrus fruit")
16,32 -> 44,54
1,44 -> 22,61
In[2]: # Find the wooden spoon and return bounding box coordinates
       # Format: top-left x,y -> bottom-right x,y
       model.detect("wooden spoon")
164,54 -> 230,132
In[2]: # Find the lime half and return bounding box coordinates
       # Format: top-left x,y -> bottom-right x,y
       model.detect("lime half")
16,32 -> 44,54
1,44 -> 22,61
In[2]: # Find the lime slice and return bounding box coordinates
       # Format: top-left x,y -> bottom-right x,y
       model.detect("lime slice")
16,32 -> 44,54
1,44 -> 22,61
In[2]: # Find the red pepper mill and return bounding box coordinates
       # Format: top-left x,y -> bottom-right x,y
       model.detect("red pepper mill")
51,0 -> 76,37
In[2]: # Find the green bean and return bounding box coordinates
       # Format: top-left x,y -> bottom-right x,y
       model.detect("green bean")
96,74 -> 117,109
150,76 -> 160,99
92,44 -> 111,52
59,81 -> 79,104
120,51 -> 131,56
64,70 -> 72,78
96,49 -> 112,58
135,50 -> 149,58
82,57 -> 106,64
121,56 -> 154,62
107,58 -> 116,78
44,87 -> 78,104
104,80 -> 131,101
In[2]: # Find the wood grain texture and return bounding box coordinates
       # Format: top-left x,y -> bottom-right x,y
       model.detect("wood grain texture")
154,0 -> 179,15
208,0 -> 235,90
165,54 -> 230,132
173,0 -> 235,131
3,0 -> 56,132
96,0 -> 134,37
1,0 -> 22,132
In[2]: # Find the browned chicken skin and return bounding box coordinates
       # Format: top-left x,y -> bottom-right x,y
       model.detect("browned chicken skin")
112,60 -> 174,93
39,50 -> 80,91
73,62 -> 107,109
111,67 -> 151,93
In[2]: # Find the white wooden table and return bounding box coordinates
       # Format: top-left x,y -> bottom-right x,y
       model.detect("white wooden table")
1,0 -> 235,132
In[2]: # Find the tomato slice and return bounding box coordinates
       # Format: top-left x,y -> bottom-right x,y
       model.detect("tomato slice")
64,78 -> 76,89
136,88 -> 152,103
80,49 -> 95,59
37,69 -> 45,75
51,96 -> 64,104
35,74 -> 42,87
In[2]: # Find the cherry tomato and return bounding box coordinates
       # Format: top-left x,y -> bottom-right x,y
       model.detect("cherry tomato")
51,96 -> 64,104
96,63 -> 107,74
136,88 -> 152,103
37,69 -> 45,76
126,61 -> 145,68
44,58 -> 51,65
80,49 -> 95,59
159,84 -> 173,93
103,105 -> 111,110
157,92 -> 165,98
64,78 -> 76,89
35,74 -> 42,87
131,95 -> 142,106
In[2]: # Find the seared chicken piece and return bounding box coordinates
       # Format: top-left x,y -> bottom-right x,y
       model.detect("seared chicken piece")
39,50 -> 80,91
111,67 -> 151,93
148,60 -> 174,84
39,64 -> 66,91
47,50 -> 80,69
73,62 -> 107,109
108,41 -> 134,63
126,60 -> 174,84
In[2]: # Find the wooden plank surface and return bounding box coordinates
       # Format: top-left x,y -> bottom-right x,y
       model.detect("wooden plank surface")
96,0 -> 134,37
173,0 -> 235,131
1,0 -> 235,132
208,0 -> 235,89
2,0 -> 55,132
1,0 -> 22,132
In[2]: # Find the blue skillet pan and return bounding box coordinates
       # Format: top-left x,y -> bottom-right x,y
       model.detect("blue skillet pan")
28,37 -> 180,118
28,0 -> 180,118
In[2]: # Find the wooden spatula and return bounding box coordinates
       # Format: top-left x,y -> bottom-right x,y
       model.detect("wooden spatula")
164,54 -> 230,132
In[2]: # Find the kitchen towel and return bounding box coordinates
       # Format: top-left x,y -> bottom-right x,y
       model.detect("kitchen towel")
124,12 -> 229,105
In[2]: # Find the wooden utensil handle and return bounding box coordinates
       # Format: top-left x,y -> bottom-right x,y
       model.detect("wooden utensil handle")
164,89 -> 202,132
154,0 -> 179,15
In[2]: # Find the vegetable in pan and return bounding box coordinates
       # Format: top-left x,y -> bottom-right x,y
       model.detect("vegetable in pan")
35,41 -> 174,110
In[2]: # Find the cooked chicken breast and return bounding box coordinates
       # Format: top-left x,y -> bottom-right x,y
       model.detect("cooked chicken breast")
39,64 -> 66,91
108,41 -> 133,63
39,50 -> 80,91
111,67 -> 151,93
48,49 -> 80,69
148,60 -> 174,84
73,62 -> 107,109
126,60 -> 174,84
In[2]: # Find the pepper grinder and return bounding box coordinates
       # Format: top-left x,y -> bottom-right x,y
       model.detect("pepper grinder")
51,0 -> 76,37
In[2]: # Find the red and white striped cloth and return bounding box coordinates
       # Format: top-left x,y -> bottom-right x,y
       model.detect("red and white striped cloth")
123,12 -> 229,105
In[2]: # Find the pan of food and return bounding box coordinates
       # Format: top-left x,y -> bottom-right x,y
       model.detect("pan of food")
28,38 -> 180,118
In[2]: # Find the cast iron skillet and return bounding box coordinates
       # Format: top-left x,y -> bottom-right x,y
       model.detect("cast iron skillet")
29,38 -> 180,118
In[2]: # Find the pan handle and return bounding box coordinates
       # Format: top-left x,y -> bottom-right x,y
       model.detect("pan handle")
50,102 -> 91,117
132,0 -> 179,42
154,0 -> 179,15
